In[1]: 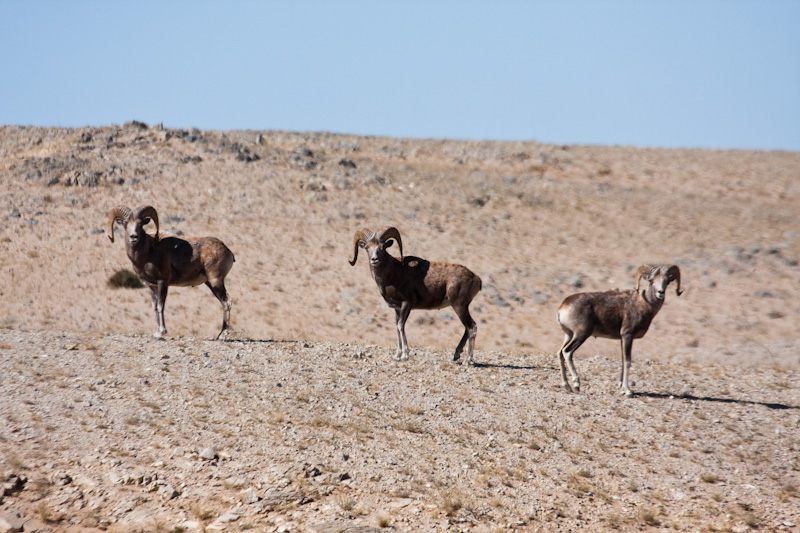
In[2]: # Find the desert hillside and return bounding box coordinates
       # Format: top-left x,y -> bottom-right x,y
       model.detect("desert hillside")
0,124 -> 798,531
1,123 -> 799,366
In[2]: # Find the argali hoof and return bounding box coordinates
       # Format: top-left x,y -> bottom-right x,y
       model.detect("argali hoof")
562,382 -> 573,393
216,329 -> 231,341
153,331 -> 166,340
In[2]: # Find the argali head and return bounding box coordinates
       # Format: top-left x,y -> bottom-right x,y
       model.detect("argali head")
349,227 -> 403,267
108,205 -> 160,246
634,264 -> 682,300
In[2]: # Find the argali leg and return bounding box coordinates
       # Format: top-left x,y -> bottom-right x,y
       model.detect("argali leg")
149,281 -> 168,339
557,333 -> 572,392
394,302 -> 412,361
465,320 -> 478,365
620,335 -> 635,397
206,280 -> 232,340
452,303 -> 478,365
558,330 -> 587,392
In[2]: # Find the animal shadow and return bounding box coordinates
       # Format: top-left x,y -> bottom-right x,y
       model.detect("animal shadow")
470,361 -> 551,372
639,391 -> 798,411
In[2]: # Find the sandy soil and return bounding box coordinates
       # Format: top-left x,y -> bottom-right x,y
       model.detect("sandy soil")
0,123 -> 798,531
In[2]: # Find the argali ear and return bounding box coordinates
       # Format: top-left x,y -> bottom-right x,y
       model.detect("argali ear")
384,239 -> 394,249
142,217 -> 151,226
358,240 -> 367,249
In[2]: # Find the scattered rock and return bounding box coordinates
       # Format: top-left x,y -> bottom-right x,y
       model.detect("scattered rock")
532,291 -> 550,305
200,447 -> 219,461
49,471 -> 72,485
158,483 -> 180,500
208,506 -> 245,530
0,509 -> 25,533
1,473 -> 26,497
232,143 -> 260,163
63,170 -> 102,187
239,487 -> 261,504
468,195 -> 490,207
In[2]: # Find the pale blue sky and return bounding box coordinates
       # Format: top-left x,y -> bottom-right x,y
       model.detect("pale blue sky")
1,1 -> 798,151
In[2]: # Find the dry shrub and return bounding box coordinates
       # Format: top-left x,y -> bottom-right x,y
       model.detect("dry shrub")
440,488 -> 465,516
107,269 -> 144,289
637,507 -> 661,527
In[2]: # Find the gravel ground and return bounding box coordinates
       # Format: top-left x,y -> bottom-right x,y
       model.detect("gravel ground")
1,330 -> 798,532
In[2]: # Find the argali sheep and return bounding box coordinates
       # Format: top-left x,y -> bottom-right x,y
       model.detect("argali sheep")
108,205 -> 235,339
350,227 -> 483,364
556,264 -> 682,396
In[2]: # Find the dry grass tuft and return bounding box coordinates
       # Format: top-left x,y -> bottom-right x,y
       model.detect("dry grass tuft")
107,268 -> 144,289
440,488 -> 466,517
637,507 -> 661,527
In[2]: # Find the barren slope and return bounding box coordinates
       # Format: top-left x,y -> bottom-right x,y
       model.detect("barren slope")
0,124 -> 799,531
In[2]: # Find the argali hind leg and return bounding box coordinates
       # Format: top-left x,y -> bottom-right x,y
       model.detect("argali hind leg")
206,280 -> 232,340
452,303 -> 478,365
557,333 -> 572,391
557,331 -> 586,392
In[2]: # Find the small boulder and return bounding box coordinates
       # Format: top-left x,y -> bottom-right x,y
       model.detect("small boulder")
239,487 -> 261,504
0,508 -> 25,533
200,447 -> 219,461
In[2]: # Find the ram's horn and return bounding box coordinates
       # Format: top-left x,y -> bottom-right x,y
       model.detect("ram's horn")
666,265 -> 683,296
349,228 -> 374,266
634,264 -> 657,291
135,205 -> 160,240
107,205 -> 132,243
377,226 -> 403,262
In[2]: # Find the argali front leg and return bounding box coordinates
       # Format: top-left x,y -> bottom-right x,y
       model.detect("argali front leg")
465,320 -> 478,365
149,281 -> 169,339
393,302 -> 412,361
620,334 -> 634,397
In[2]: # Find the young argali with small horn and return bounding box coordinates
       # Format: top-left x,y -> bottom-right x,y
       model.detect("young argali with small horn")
556,264 -> 682,396
108,205 -> 235,339
350,227 -> 482,364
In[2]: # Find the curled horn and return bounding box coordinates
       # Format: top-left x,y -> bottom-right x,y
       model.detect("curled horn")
349,228 -> 374,266
135,205 -> 160,240
667,264 -> 683,296
107,205 -> 132,243
377,226 -> 403,262
634,264 -> 657,292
